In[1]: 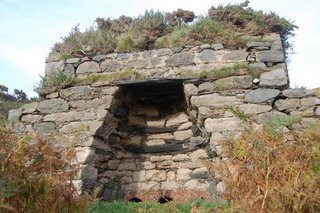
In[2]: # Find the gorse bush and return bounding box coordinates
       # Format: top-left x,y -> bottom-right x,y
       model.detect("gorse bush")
0,128 -> 88,213
217,123 -> 320,212
51,2 -> 296,56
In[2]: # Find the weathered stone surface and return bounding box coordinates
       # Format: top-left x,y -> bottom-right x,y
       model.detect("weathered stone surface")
256,50 -> 284,62
260,69 -> 288,88
178,122 -> 192,130
21,114 -> 43,124
192,167 -> 208,179
274,99 -> 300,111
37,99 -> 69,113
145,139 -> 165,146
59,121 -> 103,135
44,110 -> 106,122
184,84 -> 198,96
198,49 -> 215,63
244,88 -> 280,103
69,95 -> 113,110
301,97 -> 319,107
172,154 -> 190,162
139,161 -> 156,170
191,93 -> 241,107
128,115 -> 146,127
198,82 -> 213,93
146,119 -> 166,127
161,181 -> 179,190
200,44 -> 211,50
246,41 -> 271,50
93,55 -> 106,62
148,133 -> 174,140
150,155 -> 172,162
237,104 -> 272,115
190,149 -> 208,161
117,53 -> 130,60
211,43 -> 224,50
215,75 -> 253,89
146,170 -> 166,181
101,60 -> 123,72
118,161 -> 136,171
166,112 -> 189,127
171,47 -> 183,53
60,86 -> 93,100
76,61 -> 100,74
174,129 -> 193,140
205,117 -> 241,132
75,147 -> 96,164
177,169 -> 192,180
45,61 -> 64,75
165,52 -> 194,67
66,58 -> 80,64
184,179 -> 208,190
80,165 -> 98,180
222,50 -> 247,61
156,48 -> 172,57
127,60 -> 148,69
46,92 -> 59,99
8,109 -> 22,122
271,40 -> 283,51
282,88 -> 307,98
167,171 -> 176,181
250,62 -> 266,69
254,111 -> 287,124
33,122 -> 56,134
190,136 -> 205,149
157,160 -> 177,169
301,118 -> 319,128
216,181 -> 225,194
127,136 -> 142,146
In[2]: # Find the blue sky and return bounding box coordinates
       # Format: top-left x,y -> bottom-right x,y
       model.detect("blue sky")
1,0 -> 319,97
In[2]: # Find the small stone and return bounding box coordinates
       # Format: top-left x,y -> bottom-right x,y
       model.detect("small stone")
127,136 -> 142,146
184,84 -> 198,96
256,50 -> 284,63
200,44 -> 211,50
192,167 -> 208,179
198,49 -> 215,63
177,169 -> 192,180
282,88 -> 307,98
146,119 -> 166,127
190,149 -> 208,161
150,155 -> 172,162
315,107 -> 320,117
75,147 -> 96,164
211,43 -> 224,50
205,117 -> 241,132
117,53 -> 130,60
190,136 -> 205,149
165,52 -> 194,67
216,181 -> 225,194
118,161 -> 136,171
246,41 -> 271,50
174,129 -> 193,140
21,114 -> 43,124
8,109 -> 22,122
172,154 -> 190,162
244,88 -> 280,103
178,122 -> 192,130
80,165 -> 98,180
66,58 -> 80,64
274,99 -> 300,111
198,82 -> 213,93
167,171 -> 176,181
93,55 -> 106,62
253,78 -> 260,84
166,112 -> 189,127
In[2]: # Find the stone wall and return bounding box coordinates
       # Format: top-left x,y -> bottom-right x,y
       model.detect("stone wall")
9,33 -> 320,202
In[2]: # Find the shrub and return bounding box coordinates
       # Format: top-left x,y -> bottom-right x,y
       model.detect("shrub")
35,70 -> 75,95
217,123 -> 320,212
0,128 -> 88,212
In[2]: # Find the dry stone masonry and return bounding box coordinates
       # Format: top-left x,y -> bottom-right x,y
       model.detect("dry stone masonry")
9,33 -> 320,202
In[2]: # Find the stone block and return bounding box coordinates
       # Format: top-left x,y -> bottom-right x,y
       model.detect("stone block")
33,122 -> 56,134
190,149 -> 208,161
198,82 -> 213,93
274,99 -> 300,111
128,115 -> 146,127
184,84 -> 198,96
246,41 -> 271,50
215,75 -> 253,89
45,61 -> 64,75
256,50 -> 284,62
222,50 -> 247,62
174,129 -> 193,140
177,169 -> 192,180
8,109 -> 22,122
178,122 -> 192,130
301,97 -> 319,107
75,147 -> 96,164
166,112 -> 189,127
145,170 -> 166,181
139,161 -> 156,170
172,154 -> 190,162
260,69 -> 288,88
211,43 -> 224,50
191,93 -> 241,108
69,95 -> 113,110
161,181 -> 180,190
60,86 -> 93,100
167,171 -> 176,181
76,61 -> 100,74
66,58 -> 80,64
93,55 -> 106,62
190,136 -> 205,149
145,139 -> 165,146
282,88 -> 307,98
118,161 -> 137,171
127,136 -> 142,146
59,121 -> 103,135
157,160 -> 177,169
237,104 -> 272,115
150,155 -> 172,162
80,165 -> 98,180
205,117 -> 241,132
198,49 -> 215,63
21,114 -> 43,124
146,119 -> 166,127
192,167 -> 208,179
165,52 -> 194,67
244,88 -> 280,103
148,133 -> 174,140
37,99 -> 69,113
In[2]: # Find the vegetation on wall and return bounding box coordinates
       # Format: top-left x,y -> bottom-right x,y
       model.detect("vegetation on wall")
216,119 -> 320,212
51,2 -> 296,57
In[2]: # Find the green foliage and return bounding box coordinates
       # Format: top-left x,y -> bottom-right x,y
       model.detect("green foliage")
265,115 -> 301,138
35,70 -> 75,95
52,3 -> 296,56
88,199 -> 229,213
74,70 -> 145,85
0,128 -> 88,212
228,105 -> 250,122
218,123 -> 320,212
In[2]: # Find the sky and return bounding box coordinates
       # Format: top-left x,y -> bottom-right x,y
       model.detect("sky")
0,0 -> 319,98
